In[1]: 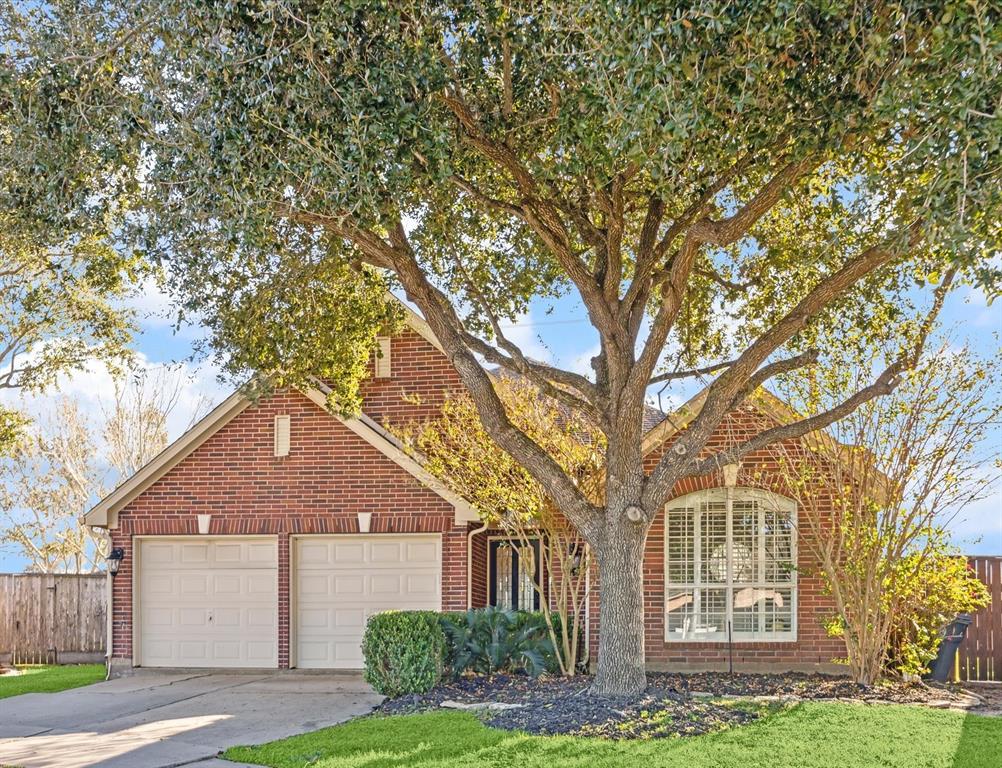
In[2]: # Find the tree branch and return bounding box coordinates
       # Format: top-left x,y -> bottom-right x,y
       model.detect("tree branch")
688,158 -> 815,247
448,174 -> 526,220
649,358 -> 737,385
438,91 -> 622,352
642,224 -> 920,510
731,349 -> 821,406
687,360 -> 906,476
384,218 -> 605,540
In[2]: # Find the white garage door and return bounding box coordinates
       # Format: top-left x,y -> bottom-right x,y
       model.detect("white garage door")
294,535 -> 441,669
138,537 -> 278,668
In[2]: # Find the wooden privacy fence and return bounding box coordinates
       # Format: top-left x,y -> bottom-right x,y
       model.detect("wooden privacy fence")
957,556 -> 1002,682
0,573 -> 106,665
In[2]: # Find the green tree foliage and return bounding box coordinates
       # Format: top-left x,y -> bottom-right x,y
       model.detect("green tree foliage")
886,545 -> 990,679
0,2 -> 144,453
6,0 -> 1000,693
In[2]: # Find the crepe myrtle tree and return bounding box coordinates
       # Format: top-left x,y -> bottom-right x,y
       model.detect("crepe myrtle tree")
10,1 -> 1002,694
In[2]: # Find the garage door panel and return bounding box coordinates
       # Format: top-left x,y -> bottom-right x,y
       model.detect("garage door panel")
370,541 -> 405,563
299,574 -> 329,597
370,574 -> 404,594
333,575 -> 364,595
295,535 -> 441,669
246,573 -> 278,596
299,609 -> 329,629
298,641 -> 328,663
333,541 -> 365,563
407,573 -> 438,595
139,537 -> 278,668
298,541 -> 332,565
143,543 -> 175,565
247,641 -> 276,662
181,544 -> 209,564
334,608 -> 366,629
179,574 -> 209,596
213,574 -> 241,595
178,607 -> 208,627
406,541 -> 439,563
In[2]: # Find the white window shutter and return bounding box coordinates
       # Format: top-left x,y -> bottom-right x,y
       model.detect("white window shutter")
375,336 -> 392,378
274,415 -> 291,457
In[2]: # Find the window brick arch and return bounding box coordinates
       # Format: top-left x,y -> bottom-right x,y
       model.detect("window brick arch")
664,487 -> 797,642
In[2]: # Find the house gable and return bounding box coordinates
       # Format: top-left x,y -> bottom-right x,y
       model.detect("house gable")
359,326 -> 463,428
110,388 -> 470,528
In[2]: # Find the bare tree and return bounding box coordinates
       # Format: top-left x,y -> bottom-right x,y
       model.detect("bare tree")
758,342 -> 1001,685
0,367 -> 211,573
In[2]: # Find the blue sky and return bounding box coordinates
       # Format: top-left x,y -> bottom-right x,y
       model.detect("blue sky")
0,276 -> 999,572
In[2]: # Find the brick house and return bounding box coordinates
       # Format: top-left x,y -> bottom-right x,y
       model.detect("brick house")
86,300 -> 845,676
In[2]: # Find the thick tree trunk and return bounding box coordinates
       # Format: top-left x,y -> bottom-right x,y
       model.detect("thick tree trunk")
591,518 -> 649,696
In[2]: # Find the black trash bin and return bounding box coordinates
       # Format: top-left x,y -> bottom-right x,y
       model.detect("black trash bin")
928,613 -> 973,682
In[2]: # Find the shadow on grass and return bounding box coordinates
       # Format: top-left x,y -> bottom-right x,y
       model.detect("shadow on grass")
952,712 -> 1002,768
224,703 -> 1002,768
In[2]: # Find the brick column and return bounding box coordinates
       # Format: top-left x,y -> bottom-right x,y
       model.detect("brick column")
278,532 -> 290,668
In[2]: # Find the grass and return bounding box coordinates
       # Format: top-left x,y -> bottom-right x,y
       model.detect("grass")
224,704 -> 1001,768
0,664 -> 105,699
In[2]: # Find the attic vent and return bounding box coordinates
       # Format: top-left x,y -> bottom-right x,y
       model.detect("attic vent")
375,336 -> 392,378
274,415 -> 291,457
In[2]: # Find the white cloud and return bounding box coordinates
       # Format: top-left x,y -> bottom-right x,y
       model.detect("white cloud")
565,342 -> 600,378
502,310 -> 553,365
960,283 -> 1001,329
947,493 -> 1002,555
122,275 -> 176,327
0,353 -> 229,449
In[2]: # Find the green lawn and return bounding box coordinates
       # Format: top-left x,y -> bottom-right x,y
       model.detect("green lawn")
0,664 -> 105,699
225,704 -> 1001,768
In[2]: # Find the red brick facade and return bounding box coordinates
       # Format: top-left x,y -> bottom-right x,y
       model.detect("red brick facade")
623,406 -> 845,672
107,325 -> 846,673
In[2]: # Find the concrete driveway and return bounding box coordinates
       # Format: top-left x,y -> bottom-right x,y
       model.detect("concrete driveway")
0,671 -> 382,768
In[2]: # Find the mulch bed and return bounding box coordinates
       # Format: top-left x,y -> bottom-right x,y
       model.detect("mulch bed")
649,671 -> 966,704
379,671 -> 976,739
381,673 -> 758,739
963,683 -> 1002,715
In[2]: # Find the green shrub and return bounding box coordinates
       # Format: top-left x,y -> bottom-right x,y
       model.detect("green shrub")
441,606 -> 556,677
361,611 -> 446,697
887,550 -> 990,678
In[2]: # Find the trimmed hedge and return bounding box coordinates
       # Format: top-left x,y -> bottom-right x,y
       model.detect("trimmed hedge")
361,610 -> 446,697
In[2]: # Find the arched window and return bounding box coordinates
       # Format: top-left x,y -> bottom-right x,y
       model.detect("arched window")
664,488 -> 797,642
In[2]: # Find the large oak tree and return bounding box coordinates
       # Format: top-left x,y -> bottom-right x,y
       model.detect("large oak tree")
7,0 -> 1001,693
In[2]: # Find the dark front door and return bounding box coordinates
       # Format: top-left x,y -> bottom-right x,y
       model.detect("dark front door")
488,539 -> 541,610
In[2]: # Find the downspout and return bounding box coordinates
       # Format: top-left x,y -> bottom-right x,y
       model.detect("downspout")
583,544 -> 591,669
466,522 -> 489,608
105,564 -> 113,680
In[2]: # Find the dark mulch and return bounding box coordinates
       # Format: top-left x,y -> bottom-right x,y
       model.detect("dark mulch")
964,683 -> 1002,714
381,673 -> 759,739
379,671 -> 968,740
648,671 -> 966,704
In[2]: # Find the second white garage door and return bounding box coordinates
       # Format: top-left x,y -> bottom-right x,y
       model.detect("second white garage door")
294,534 -> 442,669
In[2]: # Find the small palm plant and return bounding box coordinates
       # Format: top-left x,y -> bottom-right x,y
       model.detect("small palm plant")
442,607 -> 555,677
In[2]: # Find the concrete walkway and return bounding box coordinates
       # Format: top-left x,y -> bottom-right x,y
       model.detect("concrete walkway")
0,670 -> 382,768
